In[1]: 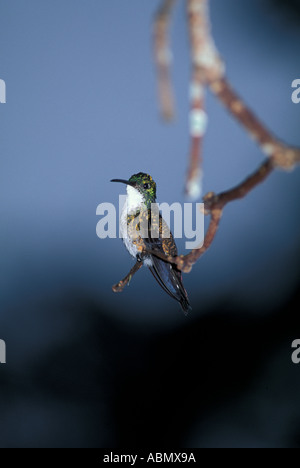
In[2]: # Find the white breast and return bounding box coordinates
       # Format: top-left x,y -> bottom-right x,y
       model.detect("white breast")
126,186 -> 144,213
120,186 -> 153,266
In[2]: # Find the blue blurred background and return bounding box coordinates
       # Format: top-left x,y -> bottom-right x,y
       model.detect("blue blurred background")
0,0 -> 300,448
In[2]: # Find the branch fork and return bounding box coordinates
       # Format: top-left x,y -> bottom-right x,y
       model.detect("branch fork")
112,0 -> 300,292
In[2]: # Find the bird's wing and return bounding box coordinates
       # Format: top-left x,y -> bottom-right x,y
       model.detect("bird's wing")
143,210 -> 191,311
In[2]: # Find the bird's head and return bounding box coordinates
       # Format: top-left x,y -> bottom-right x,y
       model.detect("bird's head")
111,172 -> 157,208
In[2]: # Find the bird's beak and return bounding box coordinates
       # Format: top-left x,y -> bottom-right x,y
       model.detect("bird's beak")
111,179 -> 136,187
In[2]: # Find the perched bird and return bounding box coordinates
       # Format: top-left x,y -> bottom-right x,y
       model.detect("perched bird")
111,172 -> 191,314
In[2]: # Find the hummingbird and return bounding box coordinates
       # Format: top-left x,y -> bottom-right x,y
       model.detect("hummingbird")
111,172 -> 191,314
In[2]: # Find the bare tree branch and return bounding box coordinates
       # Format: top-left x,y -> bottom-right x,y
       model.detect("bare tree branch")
204,159 -> 274,211
145,158 -> 274,273
114,0 -> 300,294
185,0 -> 224,198
210,77 -> 300,170
178,159 -> 274,272
154,0 -> 300,194
112,261 -> 143,293
153,0 -> 177,121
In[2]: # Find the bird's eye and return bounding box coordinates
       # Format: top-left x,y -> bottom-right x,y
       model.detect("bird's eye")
143,183 -> 150,190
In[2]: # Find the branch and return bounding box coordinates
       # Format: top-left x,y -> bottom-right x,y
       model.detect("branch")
203,159 -> 274,211
210,77 -> 300,170
185,0 -> 224,198
150,0 -> 300,272
146,158 -> 274,273
112,261 -> 143,293
112,0 -> 300,296
153,0 -> 300,197
153,0 -> 177,121
179,159 -> 274,272
185,0 -> 222,198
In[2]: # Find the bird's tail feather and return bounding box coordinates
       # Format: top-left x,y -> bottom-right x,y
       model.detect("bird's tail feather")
149,256 -> 191,314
